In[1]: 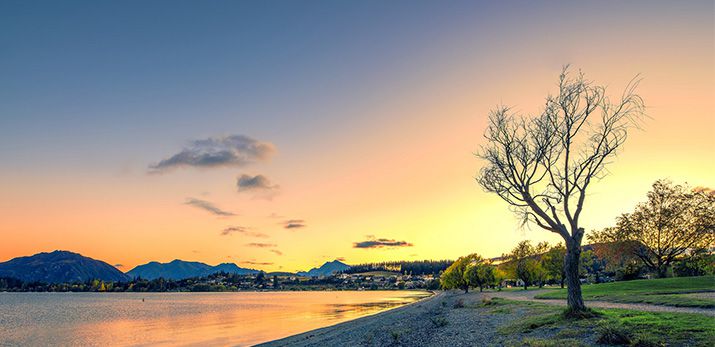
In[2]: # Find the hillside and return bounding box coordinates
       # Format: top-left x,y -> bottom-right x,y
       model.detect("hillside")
126,259 -> 259,280
0,250 -> 129,283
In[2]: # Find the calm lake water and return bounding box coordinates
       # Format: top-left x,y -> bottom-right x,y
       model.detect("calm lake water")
0,291 -> 429,346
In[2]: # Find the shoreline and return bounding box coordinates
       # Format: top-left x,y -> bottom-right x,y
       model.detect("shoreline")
255,291 -> 443,347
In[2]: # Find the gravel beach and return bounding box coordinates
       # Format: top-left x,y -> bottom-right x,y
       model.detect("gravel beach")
257,291 -> 527,347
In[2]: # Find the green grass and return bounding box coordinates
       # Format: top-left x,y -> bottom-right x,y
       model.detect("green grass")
497,298 -> 715,346
534,276 -> 715,308
598,309 -> 715,346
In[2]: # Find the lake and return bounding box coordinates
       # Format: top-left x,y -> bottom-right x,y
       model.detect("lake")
0,291 -> 430,346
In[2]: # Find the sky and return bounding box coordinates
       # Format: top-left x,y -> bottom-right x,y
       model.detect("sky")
1,1 -> 713,272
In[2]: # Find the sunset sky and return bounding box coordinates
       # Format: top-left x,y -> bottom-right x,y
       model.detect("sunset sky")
1,1 -> 713,272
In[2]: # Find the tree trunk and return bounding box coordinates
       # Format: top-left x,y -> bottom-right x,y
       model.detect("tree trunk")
479,285 -> 483,292
656,261 -> 668,278
560,275 -> 565,289
564,241 -> 586,313
463,285 -> 468,294
523,282 -> 527,290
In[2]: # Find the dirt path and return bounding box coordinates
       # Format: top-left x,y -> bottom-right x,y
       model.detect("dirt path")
486,289 -> 715,316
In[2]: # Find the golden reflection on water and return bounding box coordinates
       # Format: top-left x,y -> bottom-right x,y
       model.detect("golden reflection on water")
0,291 -> 430,346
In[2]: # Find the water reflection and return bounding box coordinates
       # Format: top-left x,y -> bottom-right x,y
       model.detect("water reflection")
0,291 -> 430,346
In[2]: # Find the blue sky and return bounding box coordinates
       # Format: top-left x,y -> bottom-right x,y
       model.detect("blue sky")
1,1 -> 713,270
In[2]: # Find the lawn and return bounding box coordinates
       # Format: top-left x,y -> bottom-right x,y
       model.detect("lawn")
534,276 -> 715,308
494,298 -> 715,347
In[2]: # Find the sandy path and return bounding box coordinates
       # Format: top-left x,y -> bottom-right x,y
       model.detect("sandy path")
487,289 -> 715,316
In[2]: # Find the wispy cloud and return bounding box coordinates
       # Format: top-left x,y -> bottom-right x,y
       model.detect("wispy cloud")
240,260 -> 274,266
283,219 -> 306,229
114,263 -> 124,268
269,249 -> 283,256
246,242 -> 277,248
185,198 -> 236,216
150,135 -> 275,173
353,236 -> 413,249
221,226 -> 268,238
335,257 -> 346,262
267,212 -> 285,219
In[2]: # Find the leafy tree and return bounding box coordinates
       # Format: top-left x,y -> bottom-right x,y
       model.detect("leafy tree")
589,240 -> 642,276
464,257 -> 494,292
591,180 -> 715,277
492,267 -> 508,290
440,254 -> 479,293
476,67 -> 644,313
579,249 -> 605,282
541,243 -> 566,288
673,249 -> 715,277
505,241 -> 548,290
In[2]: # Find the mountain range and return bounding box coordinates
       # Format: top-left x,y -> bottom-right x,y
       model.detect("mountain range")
0,250 -> 130,283
296,260 -> 350,277
126,260 -> 259,280
0,250 -> 351,283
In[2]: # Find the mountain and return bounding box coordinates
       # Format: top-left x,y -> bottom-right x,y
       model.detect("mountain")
0,250 -> 129,283
297,260 -> 350,277
126,260 -> 259,280
210,263 -> 260,276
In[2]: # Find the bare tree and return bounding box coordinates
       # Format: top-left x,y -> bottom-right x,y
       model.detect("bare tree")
590,180 -> 715,278
476,66 -> 645,314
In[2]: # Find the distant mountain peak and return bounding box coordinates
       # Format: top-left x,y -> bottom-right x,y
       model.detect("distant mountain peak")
297,260 -> 350,277
126,259 -> 259,280
0,250 -> 129,283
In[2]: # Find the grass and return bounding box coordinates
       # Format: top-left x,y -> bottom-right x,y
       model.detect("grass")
495,298 -> 715,347
534,276 -> 715,308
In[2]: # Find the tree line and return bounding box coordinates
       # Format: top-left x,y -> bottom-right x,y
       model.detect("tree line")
441,180 -> 714,292
342,260 -> 454,276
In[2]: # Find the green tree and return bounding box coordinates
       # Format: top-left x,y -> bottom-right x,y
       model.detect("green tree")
591,180 -> 715,278
464,256 -> 494,292
506,241 -> 548,290
542,243 -> 566,288
476,67 -> 644,313
492,267 -> 508,290
440,254 -> 479,293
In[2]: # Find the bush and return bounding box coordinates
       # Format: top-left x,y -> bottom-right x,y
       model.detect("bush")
429,316 -> 449,327
596,324 -> 631,345
673,251 -> 715,277
453,298 -> 465,308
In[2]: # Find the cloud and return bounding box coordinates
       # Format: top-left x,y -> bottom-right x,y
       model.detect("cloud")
353,237 -> 414,249
246,242 -> 277,248
267,212 -> 285,219
185,198 -> 236,216
221,226 -> 268,238
150,135 -> 275,173
237,174 -> 279,192
114,263 -> 124,268
240,260 -> 274,266
283,219 -> 306,229
335,257 -> 346,262
269,249 -> 283,256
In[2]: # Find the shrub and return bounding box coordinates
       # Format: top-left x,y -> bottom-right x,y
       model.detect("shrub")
453,298 -> 465,308
430,316 -> 449,327
596,324 -> 632,345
